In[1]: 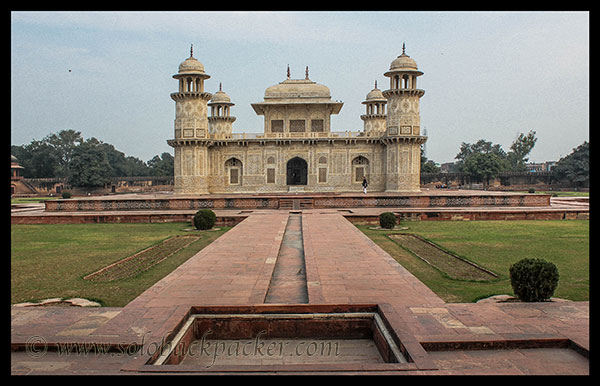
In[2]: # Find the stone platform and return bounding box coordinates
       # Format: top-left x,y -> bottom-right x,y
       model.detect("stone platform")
43,190 -> 551,212
11,191 -> 588,225
11,210 -> 589,375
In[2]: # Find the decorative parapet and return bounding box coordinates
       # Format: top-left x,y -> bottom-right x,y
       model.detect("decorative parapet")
43,192 -> 551,212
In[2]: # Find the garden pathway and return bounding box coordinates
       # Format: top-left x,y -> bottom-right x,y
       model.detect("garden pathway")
11,211 -> 589,374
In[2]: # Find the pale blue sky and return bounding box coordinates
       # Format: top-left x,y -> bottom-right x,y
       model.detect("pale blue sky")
11,11 -> 589,164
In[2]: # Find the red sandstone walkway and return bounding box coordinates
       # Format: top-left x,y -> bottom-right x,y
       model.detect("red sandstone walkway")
302,212 -> 445,306
89,213 -> 290,341
11,211 -> 589,375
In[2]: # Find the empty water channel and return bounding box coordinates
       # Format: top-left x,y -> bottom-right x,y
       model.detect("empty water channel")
264,213 -> 309,304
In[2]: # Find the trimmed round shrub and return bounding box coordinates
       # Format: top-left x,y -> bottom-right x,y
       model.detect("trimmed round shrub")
379,212 -> 397,229
528,188 -> 536,193
193,209 -> 216,230
61,191 -> 72,199
509,258 -> 559,302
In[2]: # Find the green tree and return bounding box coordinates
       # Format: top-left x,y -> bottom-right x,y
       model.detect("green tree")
96,142 -> 149,177
421,145 -> 440,173
44,129 -> 84,178
462,152 -> 504,187
422,160 -> 440,173
123,156 -> 150,176
147,152 -> 174,176
552,142 -> 589,188
455,139 -> 507,162
507,130 -> 537,171
12,129 -> 152,179
455,139 -> 509,172
68,138 -> 113,187
11,141 -> 60,178
455,131 -> 536,182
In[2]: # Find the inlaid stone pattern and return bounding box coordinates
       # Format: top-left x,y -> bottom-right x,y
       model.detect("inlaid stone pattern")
44,192 -> 549,213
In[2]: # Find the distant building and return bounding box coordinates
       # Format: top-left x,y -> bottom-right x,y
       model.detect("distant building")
11,155 -> 36,196
526,161 -> 556,173
440,162 -> 458,173
11,155 -> 23,181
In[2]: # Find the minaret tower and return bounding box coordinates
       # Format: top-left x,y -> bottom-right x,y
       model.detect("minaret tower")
382,44 -> 427,191
360,80 -> 387,136
171,44 -> 212,139
168,45 -> 213,194
208,83 -> 236,138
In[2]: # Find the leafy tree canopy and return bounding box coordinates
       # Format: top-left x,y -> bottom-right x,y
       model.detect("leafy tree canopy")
454,130 -> 538,184
420,145 -> 440,173
11,129 -> 173,187
552,141 -> 589,187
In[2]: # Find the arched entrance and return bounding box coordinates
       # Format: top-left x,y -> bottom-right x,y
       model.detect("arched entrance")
225,157 -> 243,185
352,156 -> 370,183
286,157 -> 308,185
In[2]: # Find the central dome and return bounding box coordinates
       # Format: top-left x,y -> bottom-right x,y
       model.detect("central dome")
251,68 -> 343,115
264,79 -> 331,100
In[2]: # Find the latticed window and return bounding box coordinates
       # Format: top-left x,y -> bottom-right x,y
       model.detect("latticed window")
318,167 -> 327,183
229,168 -> 239,184
271,120 -> 284,133
289,120 -> 306,132
267,168 -> 275,184
311,119 -> 324,132
352,156 -> 369,165
355,167 -> 364,182
225,158 -> 241,167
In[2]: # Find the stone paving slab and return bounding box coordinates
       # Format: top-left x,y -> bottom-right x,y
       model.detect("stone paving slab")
11,307 -> 123,342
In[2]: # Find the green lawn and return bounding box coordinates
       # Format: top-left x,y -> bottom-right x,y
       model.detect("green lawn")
357,220 -> 589,303
523,191 -> 589,197
11,220 -> 589,307
11,197 -> 59,204
11,223 -> 230,307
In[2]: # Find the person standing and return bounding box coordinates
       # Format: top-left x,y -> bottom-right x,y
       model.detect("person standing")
362,177 -> 368,194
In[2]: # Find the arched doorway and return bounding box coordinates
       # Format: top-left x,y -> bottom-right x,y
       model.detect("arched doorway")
225,157 -> 243,185
352,156 -> 370,183
286,157 -> 308,185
